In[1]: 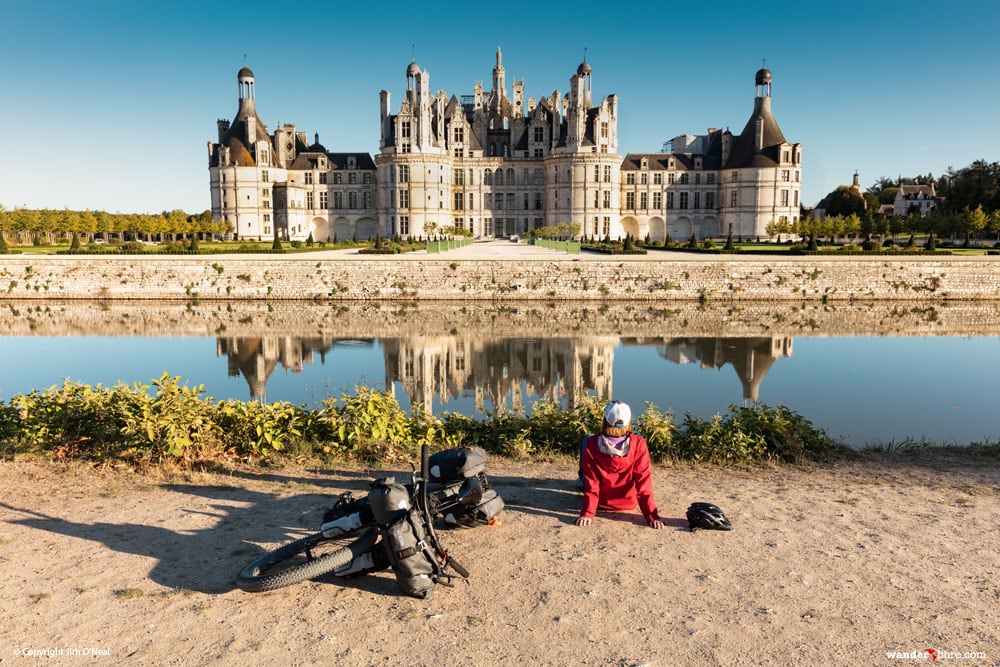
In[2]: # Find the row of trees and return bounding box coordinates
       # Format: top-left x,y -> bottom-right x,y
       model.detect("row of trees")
0,207 -> 227,244
769,205 -> 1000,245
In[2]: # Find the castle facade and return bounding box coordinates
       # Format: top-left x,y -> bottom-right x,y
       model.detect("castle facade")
208,52 -> 801,242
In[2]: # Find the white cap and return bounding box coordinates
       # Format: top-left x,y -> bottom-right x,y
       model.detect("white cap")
604,401 -> 631,427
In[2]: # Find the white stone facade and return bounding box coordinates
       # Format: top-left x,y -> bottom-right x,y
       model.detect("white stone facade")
209,57 -> 801,242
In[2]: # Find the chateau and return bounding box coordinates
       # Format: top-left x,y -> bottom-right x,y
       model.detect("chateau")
208,52 -> 801,242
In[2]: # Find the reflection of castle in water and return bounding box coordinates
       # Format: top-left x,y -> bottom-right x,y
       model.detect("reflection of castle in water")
383,337 -> 616,413
647,337 -> 793,405
215,335 -> 790,409
217,336 -> 374,401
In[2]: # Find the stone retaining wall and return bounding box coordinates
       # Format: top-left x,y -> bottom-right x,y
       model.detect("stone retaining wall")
1,257 -> 999,302
3,299 -> 998,339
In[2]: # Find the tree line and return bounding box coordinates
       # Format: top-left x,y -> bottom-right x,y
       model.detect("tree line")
0,207 -> 226,244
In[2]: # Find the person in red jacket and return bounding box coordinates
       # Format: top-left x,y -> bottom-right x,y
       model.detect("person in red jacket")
576,400 -> 663,529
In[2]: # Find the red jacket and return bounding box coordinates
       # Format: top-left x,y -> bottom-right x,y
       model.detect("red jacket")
579,433 -> 659,521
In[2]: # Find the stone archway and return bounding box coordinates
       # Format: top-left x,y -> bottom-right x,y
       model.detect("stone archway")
309,217 -> 329,242
668,216 -> 693,240
647,216 -> 666,242
332,217 -> 351,241
620,216 -> 640,240
698,216 -> 720,239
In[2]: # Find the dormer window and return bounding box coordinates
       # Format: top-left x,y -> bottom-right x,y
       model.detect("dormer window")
347,157 -> 356,169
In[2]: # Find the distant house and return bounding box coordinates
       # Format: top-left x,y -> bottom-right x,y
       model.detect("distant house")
893,184 -> 939,217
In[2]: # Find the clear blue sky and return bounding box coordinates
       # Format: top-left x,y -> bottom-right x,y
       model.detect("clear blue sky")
3,0 -> 998,214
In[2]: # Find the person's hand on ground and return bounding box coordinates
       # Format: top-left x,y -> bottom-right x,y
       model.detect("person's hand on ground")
576,517 -> 591,527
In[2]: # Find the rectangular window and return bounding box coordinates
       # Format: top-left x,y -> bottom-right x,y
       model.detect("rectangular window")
262,170 -> 269,183
668,173 -> 675,184
707,173 -> 716,185
399,189 -> 409,208
782,150 -> 790,163
363,172 -> 372,184
780,190 -> 789,206
602,191 -> 611,209
319,191 -> 328,208
306,192 -> 314,209
468,193 -> 474,209
453,168 -> 464,185
794,191 -> 799,206
601,122 -> 608,139
401,121 -> 411,139
364,191 -> 373,209
263,214 -> 271,224
679,192 -> 688,209
640,172 -> 648,185
694,192 -> 700,209
594,166 -> 600,183
782,170 -> 790,181
795,171 -> 800,182
667,192 -> 675,209
534,193 -> 542,210
594,190 -> 599,207
626,173 -> 635,185
399,165 -> 409,183
348,191 -> 358,209
640,192 -> 647,209
334,192 -> 343,209
454,126 -> 464,143
485,193 -> 492,208
454,192 -> 464,210
731,172 -> 739,183
653,173 -> 662,185
730,191 -> 738,206
348,173 -> 357,185
533,126 -> 544,142
603,165 -> 611,183
506,193 -> 515,210
602,217 -> 610,236
400,216 -> 409,235
626,192 -> 635,209
679,173 -> 689,185
320,172 -> 328,184
533,148 -> 544,158
305,172 -> 314,185
523,193 -> 529,210
263,199 -> 270,209
706,192 -> 715,209
695,173 -> 701,185
653,191 -> 662,209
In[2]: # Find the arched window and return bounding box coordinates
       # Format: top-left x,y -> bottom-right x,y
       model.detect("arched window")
484,169 -> 493,185
495,169 -> 504,186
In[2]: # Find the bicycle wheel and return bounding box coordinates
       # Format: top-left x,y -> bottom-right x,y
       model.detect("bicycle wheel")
236,527 -> 378,592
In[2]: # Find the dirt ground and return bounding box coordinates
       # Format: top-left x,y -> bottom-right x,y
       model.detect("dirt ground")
1,453 -> 997,666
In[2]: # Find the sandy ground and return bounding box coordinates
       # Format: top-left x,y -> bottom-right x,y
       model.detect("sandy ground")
1,454 -> 997,666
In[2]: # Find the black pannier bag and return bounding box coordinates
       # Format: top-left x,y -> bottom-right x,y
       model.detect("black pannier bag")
427,446 -> 487,483
368,478 -> 440,599
443,488 -> 504,528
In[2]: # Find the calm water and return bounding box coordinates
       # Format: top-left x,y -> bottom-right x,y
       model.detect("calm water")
2,330 -> 999,447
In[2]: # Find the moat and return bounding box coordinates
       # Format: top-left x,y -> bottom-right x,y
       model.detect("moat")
3,299 -> 999,447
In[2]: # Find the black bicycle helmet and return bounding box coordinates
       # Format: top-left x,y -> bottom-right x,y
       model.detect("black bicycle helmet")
686,502 -> 733,531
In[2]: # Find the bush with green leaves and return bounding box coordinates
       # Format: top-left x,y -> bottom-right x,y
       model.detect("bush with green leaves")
0,377 -> 839,466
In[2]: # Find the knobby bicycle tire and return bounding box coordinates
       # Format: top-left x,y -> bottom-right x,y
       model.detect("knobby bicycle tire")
236,527 -> 379,593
